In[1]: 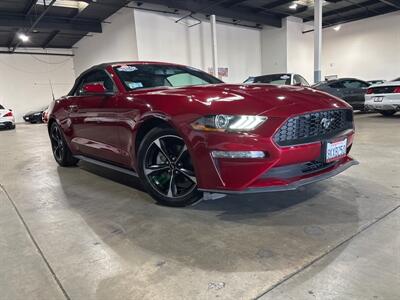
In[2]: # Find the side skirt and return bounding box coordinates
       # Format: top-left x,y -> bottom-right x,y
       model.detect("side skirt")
74,155 -> 139,177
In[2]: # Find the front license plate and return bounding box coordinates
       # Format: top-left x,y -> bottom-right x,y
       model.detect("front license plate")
373,96 -> 384,102
325,138 -> 347,163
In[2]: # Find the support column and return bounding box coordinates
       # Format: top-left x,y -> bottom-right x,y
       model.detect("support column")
210,14 -> 218,77
314,0 -> 322,83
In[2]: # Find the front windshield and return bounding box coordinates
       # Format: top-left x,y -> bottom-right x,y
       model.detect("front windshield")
253,74 -> 291,85
113,64 -> 223,90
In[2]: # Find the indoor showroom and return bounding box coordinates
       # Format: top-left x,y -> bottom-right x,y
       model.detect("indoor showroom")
0,0 -> 399,299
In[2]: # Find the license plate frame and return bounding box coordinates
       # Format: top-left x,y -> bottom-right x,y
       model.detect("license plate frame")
373,96 -> 384,102
322,137 -> 348,163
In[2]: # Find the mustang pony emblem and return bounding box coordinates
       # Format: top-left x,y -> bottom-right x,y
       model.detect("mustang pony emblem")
321,117 -> 335,129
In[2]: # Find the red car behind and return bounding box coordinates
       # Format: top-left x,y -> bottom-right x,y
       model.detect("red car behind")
47,62 -> 357,207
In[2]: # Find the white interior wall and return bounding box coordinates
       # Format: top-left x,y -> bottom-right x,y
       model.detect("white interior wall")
319,11 -> 400,81
0,49 -> 75,122
73,8 -> 139,76
261,11 -> 400,84
260,23 -> 287,74
134,10 -> 262,83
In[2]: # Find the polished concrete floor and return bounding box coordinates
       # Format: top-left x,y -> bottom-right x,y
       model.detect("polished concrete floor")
0,113 -> 399,300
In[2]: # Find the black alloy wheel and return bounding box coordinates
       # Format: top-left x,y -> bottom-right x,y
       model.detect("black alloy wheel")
137,127 -> 202,207
49,122 -> 78,167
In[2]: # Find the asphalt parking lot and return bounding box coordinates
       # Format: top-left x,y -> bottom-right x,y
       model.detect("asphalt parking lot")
0,113 -> 399,300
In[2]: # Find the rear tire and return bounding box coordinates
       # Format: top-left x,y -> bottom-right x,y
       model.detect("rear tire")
379,110 -> 396,116
49,122 -> 79,167
137,127 -> 202,207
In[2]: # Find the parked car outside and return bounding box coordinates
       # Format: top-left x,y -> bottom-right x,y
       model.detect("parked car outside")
365,77 -> 400,116
244,73 -> 310,87
23,106 -> 48,123
47,62 -> 357,207
313,78 -> 370,111
0,104 -> 15,130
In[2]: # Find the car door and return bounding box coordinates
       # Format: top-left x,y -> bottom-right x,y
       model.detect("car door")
68,69 -> 125,164
341,79 -> 369,109
322,81 -> 346,98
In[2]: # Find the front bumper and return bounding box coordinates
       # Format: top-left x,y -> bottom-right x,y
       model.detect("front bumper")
200,157 -> 358,194
189,124 -> 355,192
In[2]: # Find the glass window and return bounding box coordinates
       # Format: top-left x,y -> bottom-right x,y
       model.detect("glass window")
253,74 -> 291,85
113,64 -> 222,91
342,80 -> 369,89
74,70 -> 115,96
298,75 -> 310,86
166,73 -> 209,87
392,77 -> 400,82
293,75 -> 301,85
328,81 -> 345,89
0,104 -> 4,109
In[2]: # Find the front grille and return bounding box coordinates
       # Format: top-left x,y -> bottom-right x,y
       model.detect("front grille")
274,109 -> 353,146
370,86 -> 397,94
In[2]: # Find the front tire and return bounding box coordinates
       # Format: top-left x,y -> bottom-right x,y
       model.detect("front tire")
49,122 -> 79,167
379,110 -> 396,116
137,127 -> 202,207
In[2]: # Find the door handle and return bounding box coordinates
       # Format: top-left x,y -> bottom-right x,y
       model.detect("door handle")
68,105 -> 78,112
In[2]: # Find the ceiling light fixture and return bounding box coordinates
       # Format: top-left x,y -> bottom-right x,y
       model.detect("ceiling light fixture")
333,25 -> 341,31
289,3 -> 298,10
18,33 -> 30,42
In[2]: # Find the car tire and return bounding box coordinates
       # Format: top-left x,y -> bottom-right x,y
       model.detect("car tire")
49,122 -> 79,167
137,127 -> 202,207
9,124 -> 15,130
379,110 -> 396,117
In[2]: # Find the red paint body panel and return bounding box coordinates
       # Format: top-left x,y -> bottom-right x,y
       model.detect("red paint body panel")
48,62 -> 356,193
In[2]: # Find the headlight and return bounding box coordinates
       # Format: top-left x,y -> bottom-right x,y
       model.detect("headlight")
191,115 -> 267,132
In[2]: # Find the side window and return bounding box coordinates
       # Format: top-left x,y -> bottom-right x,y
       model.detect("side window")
342,80 -> 369,89
328,81 -> 345,89
166,73 -> 208,87
74,70 -> 115,96
293,75 -> 301,85
299,75 -> 310,86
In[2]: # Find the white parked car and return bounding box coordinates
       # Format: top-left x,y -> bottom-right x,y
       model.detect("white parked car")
0,104 -> 16,130
365,78 -> 400,116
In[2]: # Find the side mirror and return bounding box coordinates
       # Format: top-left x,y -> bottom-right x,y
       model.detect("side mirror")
82,83 -> 114,96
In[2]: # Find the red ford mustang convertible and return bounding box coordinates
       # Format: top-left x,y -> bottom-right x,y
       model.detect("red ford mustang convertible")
48,62 -> 357,207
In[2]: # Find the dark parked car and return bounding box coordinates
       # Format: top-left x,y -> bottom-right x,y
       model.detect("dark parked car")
23,106 -> 48,123
47,62 -> 356,207
244,73 -> 310,87
313,78 -> 369,111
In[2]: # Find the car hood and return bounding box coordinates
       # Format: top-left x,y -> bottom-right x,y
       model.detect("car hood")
138,84 -> 351,117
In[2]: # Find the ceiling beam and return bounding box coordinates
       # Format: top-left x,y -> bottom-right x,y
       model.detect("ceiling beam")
24,0 -> 37,15
323,5 -> 396,26
137,0 -> 282,27
42,30 -> 60,48
262,0 -> 293,10
222,0 -> 247,8
304,0 -> 378,21
377,0 -> 400,9
12,0 -> 57,52
0,14 -> 102,33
